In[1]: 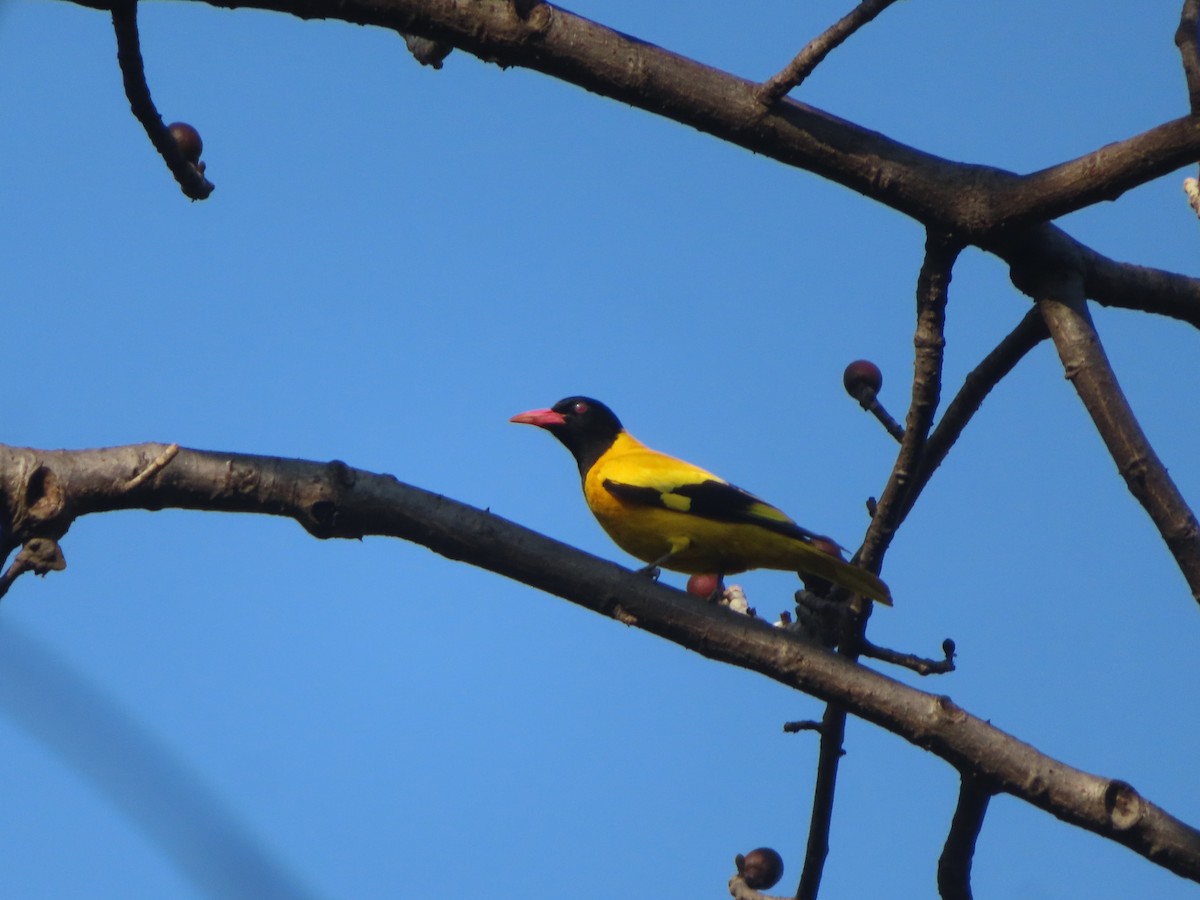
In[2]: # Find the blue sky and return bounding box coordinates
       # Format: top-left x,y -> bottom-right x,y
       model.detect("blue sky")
2,1 -> 1198,897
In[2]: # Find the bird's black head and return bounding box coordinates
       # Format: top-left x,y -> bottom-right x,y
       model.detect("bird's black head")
510,396 -> 624,476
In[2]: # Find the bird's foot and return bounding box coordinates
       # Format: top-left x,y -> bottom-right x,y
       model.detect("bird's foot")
634,563 -> 662,580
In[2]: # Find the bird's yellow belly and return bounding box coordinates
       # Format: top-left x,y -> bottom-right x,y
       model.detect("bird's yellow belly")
588,494 -> 803,575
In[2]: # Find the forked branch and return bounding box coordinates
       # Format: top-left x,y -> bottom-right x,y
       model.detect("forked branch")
757,0 -> 904,106
1029,263 -> 1200,605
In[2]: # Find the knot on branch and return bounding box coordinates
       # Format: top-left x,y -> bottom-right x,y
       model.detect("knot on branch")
1104,780 -> 1145,832
303,459 -> 363,539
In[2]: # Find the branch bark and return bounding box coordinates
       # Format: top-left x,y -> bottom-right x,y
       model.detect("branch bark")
1,441 -> 1198,880
69,0 -> 1200,240
757,0 -> 904,107
1021,259 -> 1200,605
937,776 -> 993,900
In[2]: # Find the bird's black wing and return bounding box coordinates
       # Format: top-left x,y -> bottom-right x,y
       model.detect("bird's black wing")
603,477 -> 826,546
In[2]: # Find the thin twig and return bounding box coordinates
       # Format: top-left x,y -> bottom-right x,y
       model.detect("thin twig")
796,703 -> 847,900
123,443 -> 180,492
896,307 -> 1049,525
859,636 -> 956,676
111,1 -> 214,200
860,232 -> 962,568
852,390 -> 905,442
783,720 -> 824,735
1036,268 -> 1200,605
757,0 -> 903,106
937,775 -> 994,900
1176,0 -> 1200,113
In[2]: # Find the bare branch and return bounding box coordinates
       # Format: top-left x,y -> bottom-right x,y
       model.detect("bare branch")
938,776 -> 993,900
797,233 -> 960,898
860,232 -> 962,569
111,0 -> 214,200
756,0 -> 903,107
1079,241 -> 1200,329
1,442 -> 1198,878
859,636 -> 956,676
1030,263 -> 1200,605
80,0 -> 1200,242
984,224 -> 1200,330
796,703 -> 847,900
1177,0 -> 1200,113
896,307 -> 1049,526
993,115 -> 1200,227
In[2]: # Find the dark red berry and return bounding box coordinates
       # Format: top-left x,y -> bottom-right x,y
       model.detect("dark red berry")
687,573 -> 722,598
740,847 -> 784,890
843,359 -> 883,399
168,122 -> 203,164
810,536 -> 844,560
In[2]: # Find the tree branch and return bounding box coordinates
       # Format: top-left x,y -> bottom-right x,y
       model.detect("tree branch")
991,115 -> 1200,228
797,233 -> 960,898
795,702 -> 847,900
937,775 -> 993,900
0,441 -> 1198,879
861,232 -> 962,568
756,0 -> 903,107
1020,259 -> 1200,605
111,0 -> 214,199
896,306 -> 1049,526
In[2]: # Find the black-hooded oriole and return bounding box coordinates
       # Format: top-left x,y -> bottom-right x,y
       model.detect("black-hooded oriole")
510,396 -> 891,605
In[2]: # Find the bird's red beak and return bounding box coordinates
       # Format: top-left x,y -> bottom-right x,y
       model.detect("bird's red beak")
509,408 -> 567,428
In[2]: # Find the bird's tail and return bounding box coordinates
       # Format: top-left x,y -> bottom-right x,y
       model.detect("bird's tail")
795,544 -> 892,606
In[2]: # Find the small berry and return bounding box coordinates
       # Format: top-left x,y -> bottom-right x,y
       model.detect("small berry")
843,359 -> 883,399
168,122 -> 203,164
739,847 -> 784,890
809,535 -> 844,560
687,573 -> 722,598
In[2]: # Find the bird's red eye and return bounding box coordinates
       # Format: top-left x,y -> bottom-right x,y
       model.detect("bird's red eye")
573,401 -> 589,415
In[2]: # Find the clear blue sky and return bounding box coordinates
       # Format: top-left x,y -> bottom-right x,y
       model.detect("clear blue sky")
2,1 -> 1198,897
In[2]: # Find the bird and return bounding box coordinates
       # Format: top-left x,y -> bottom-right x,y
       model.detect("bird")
510,396 -> 891,605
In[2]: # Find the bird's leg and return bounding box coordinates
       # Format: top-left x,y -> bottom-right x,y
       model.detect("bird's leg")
706,574 -> 726,603
634,561 -> 663,580
635,538 -> 691,580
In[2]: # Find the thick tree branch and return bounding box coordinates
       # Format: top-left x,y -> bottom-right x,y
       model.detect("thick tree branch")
757,0 -> 903,107
111,0 -> 214,199
78,0 -> 1186,238
1024,262 -> 1200,605
1078,239 -> 1200,329
0,441 -> 1198,879
994,115 -> 1200,227
937,775 -> 993,900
